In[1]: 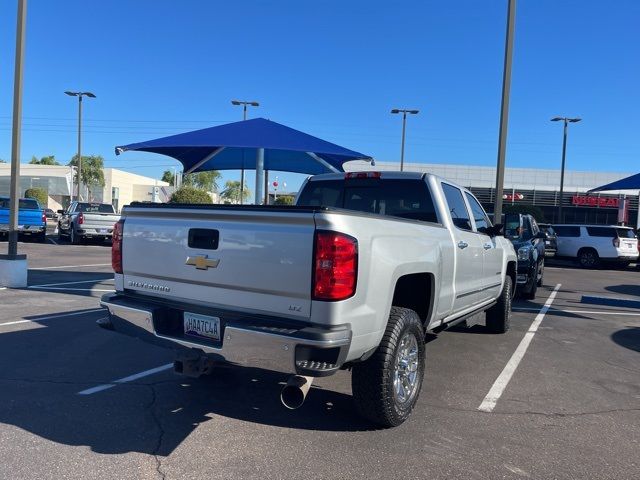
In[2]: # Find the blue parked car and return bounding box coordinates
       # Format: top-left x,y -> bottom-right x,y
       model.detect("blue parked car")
0,196 -> 47,243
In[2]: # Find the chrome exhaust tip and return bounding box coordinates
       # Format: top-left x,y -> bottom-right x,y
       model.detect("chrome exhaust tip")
280,375 -> 314,410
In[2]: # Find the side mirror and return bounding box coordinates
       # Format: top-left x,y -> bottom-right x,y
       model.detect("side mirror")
57,209 -> 64,214
484,223 -> 503,237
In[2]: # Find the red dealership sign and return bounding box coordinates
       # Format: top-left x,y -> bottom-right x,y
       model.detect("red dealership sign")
572,196 -> 619,208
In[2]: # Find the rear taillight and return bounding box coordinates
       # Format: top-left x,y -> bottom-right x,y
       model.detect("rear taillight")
77,212 -> 84,225
42,211 -> 46,223
613,238 -> 620,248
112,220 -> 124,274
313,231 -> 357,301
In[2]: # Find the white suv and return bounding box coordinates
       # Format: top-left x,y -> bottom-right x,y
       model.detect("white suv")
553,224 -> 638,268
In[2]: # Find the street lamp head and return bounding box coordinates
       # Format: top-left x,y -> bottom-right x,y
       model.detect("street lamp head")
231,100 -> 241,105
408,110 -> 419,115
551,117 -> 563,122
568,118 -> 581,123
250,101 -> 259,107
83,92 -> 96,98
390,109 -> 400,114
64,91 -> 79,97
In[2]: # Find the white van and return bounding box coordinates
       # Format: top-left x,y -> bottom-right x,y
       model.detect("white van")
552,224 -> 638,268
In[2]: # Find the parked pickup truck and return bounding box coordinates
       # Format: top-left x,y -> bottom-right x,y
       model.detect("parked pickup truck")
0,196 -> 47,242
100,172 -> 517,427
504,213 -> 546,299
57,202 -> 120,244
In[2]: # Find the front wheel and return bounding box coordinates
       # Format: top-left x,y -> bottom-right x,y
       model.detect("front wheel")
486,276 -> 512,333
351,307 -> 425,428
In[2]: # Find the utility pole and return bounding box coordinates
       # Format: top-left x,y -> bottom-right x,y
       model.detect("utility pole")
390,108 -> 419,171
65,91 -> 96,202
493,0 -> 516,225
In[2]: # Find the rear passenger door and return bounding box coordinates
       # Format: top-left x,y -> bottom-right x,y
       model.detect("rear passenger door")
441,183 -> 485,313
465,192 -> 503,302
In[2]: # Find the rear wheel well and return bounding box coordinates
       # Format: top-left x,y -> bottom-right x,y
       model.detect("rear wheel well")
391,273 -> 434,325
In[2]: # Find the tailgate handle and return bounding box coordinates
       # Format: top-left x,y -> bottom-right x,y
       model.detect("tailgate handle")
188,229 -> 219,250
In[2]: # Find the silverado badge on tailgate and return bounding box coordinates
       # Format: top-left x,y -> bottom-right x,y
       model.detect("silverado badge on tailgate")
185,255 -> 220,270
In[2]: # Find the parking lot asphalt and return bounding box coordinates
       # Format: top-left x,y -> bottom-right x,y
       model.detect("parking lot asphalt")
1,242 -> 639,480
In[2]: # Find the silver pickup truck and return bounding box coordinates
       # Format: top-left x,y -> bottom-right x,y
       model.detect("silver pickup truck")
100,172 -> 517,427
57,202 -> 120,244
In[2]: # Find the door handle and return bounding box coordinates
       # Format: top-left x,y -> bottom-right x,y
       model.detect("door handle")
483,243 -> 493,250
457,241 -> 468,249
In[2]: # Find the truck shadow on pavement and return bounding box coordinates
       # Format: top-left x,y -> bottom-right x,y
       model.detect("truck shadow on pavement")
0,318 -> 375,458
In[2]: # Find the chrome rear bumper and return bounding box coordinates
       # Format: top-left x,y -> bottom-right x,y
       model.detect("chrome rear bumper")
100,293 -> 351,377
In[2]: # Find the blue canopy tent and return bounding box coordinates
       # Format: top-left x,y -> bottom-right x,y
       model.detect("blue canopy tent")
115,118 -> 372,204
588,172 -> 640,193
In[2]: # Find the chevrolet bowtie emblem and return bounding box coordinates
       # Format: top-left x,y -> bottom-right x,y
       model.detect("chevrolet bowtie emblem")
185,255 -> 220,270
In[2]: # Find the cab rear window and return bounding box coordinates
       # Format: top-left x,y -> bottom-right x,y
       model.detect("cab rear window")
297,179 -> 438,223
76,203 -> 115,213
0,198 -> 40,209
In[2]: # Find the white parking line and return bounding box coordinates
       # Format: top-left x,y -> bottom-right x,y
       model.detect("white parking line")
28,278 -> 114,288
0,308 -> 104,327
478,283 -> 562,413
78,363 -> 174,395
513,307 -> 640,316
34,263 -> 112,270
47,237 -> 58,245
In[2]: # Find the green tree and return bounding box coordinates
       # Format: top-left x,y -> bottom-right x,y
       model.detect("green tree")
0,159 -> 6,163
220,180 -> 251,204
169,186 -> 213,204
161,169 -> 175,186
503,204 -> 546,222
182,170 -> 221,192
29,155 -> 60,165
274,195 -> 294,205
68,154 -> 106,200
24,187 -> 48,207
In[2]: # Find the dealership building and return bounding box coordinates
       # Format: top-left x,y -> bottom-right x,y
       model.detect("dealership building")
346,161 -> 639,227
0,164 -> 171,212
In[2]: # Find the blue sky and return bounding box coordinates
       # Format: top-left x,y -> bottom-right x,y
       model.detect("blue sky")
0,0 -> 638,192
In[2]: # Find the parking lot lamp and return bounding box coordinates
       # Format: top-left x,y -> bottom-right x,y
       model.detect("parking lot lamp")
390,108 -> 419,172
231,100 -> 259,204
551,116 -> 581,223
65,91 -> 96,202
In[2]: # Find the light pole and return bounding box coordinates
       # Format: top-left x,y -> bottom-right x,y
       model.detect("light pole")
65,91 -> 96,202
390,109 -> 419,171
493,0 -> 516,225
231,100 -> 259,204
551,116 -> 581,223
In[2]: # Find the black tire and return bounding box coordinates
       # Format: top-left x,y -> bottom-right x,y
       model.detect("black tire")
524,272 -> 538,300
486,276 -> 512,333
70,226 -> 80,245
36,231 -> 46,243
537,260 -> 545,287
578,248 -> 600,269
351,307 -> 425,428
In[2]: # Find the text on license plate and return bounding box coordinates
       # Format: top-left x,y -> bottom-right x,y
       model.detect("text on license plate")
184,312 -> 220,341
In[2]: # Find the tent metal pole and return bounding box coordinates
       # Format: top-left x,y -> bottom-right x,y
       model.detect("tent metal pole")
255,148 -> 264,205
184,147 -> 226,175
305,152 -> 340,173
264,170 -> 269,205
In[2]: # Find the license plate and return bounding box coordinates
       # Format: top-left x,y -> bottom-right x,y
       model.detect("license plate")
545,241 -> 550,245
97,229 -> 107,233
184,312 -> 220,341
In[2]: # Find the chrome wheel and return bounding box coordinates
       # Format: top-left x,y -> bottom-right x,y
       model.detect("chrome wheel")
393,332 -> 419,405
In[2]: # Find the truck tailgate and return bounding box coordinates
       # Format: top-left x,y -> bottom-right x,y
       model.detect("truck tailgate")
121,206 -> 316,319
83,213 -> 120,227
